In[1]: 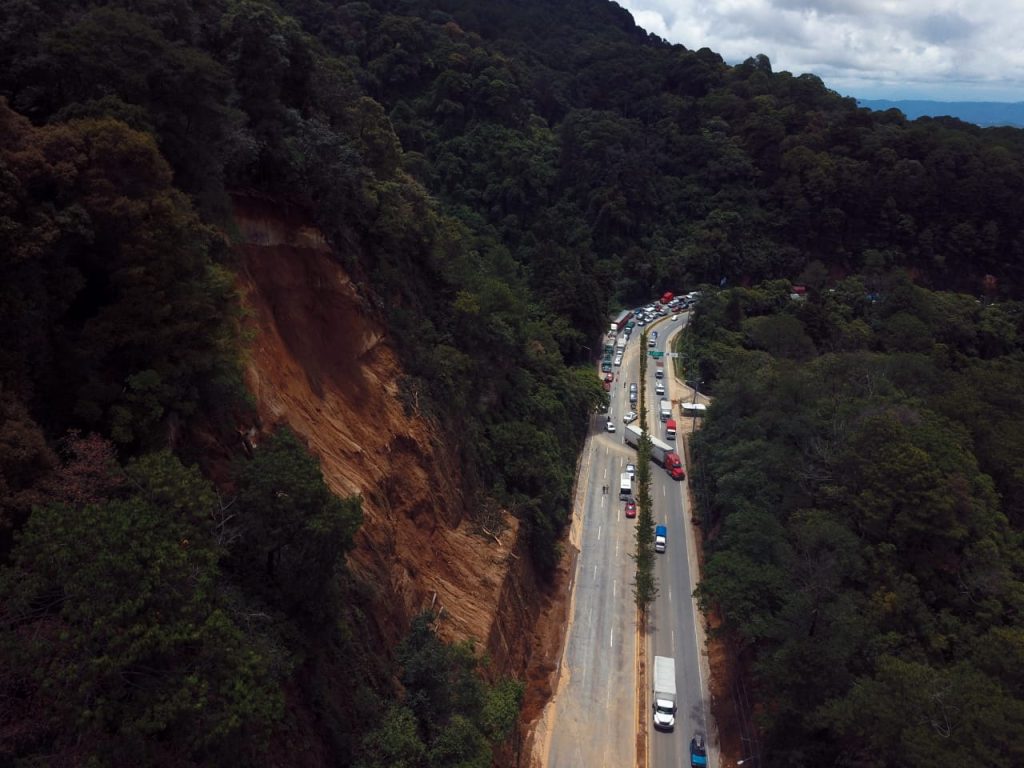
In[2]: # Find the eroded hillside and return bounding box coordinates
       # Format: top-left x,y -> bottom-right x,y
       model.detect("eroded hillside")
232,197 -> 568,733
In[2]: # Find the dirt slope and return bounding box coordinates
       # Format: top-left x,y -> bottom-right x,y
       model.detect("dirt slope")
231,196 -> 553,680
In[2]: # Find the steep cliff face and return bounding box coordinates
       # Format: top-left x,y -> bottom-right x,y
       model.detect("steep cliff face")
231,196 -> 554,682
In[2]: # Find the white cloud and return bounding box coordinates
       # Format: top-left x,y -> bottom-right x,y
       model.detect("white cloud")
614,0 -> 1024,101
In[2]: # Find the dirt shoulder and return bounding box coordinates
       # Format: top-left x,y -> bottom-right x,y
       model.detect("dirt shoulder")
673,339 -> 746,768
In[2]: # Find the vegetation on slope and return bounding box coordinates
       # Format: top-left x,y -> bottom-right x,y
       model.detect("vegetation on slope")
3,0 -> 1024,763
689,275 -> 1024,766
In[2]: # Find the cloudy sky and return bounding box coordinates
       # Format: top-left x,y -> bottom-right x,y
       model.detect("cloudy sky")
615,0 -> 1024,102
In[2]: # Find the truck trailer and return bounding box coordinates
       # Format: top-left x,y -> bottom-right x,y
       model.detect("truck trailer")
652,655 -> 677,729
622,423 -> 679,473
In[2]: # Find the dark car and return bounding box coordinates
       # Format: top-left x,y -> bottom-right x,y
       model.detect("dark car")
624,500 -> 637,518
689,734 -> 707,767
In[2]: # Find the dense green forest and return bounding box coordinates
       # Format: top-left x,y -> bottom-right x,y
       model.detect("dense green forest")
690,277 -> 1024,766
3,0 -> 1024,763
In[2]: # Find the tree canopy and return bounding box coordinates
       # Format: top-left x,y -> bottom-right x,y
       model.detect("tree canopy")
690,276 -> 1024,766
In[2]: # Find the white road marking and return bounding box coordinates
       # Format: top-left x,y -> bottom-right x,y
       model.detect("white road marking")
598,525 -> 602,541
593,564 -> 597,580
610,627 -> 614,647
613,579 -> 617,598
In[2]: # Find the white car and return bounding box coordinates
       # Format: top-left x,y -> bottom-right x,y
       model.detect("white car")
671,314 -> 678,321
614,354 -> 623,367
606,419 -> 616,433
624,410 -> 637,424
626,463 -> 636,479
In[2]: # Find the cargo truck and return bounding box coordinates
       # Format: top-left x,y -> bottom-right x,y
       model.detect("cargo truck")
659,399 -> 672,422
654,524 -> 667,553
652,655 -> 677,729
665,451 -> 684,480
610,310 -> 632,333
619,472 -> 632,500
616,338 -> 626,353
624,426 -> 677,468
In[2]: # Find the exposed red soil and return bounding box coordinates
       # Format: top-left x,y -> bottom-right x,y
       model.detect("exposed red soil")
230,195 -> 569,763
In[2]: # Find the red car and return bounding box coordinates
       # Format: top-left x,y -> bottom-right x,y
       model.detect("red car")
624,500 -> 637,518
604,372 -> 615,382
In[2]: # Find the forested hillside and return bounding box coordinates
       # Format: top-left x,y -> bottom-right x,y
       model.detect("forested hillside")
689,276 -> 1024,766
3,0 -> 1024,765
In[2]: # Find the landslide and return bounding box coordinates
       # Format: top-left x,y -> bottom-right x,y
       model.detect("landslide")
231,195 -> 553,680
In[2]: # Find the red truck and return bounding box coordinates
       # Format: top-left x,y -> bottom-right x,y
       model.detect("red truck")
665,451 -> 684,480
661,291 -> 674,304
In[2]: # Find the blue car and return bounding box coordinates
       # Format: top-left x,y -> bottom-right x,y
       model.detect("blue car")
689,734 -> 707,767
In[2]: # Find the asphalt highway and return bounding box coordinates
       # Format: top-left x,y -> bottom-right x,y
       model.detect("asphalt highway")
547,313 -> 711,768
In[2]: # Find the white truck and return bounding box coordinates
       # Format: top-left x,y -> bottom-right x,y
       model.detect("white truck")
624,425 -> 674,467
652,655 -> 677,730
619,472 -> 632,499
659,399 -> 672,422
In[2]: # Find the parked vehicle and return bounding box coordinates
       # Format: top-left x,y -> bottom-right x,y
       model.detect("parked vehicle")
613,354 -> 623,367
654,524 -> 667,553
625,463 -> 636,480
624,425 -> 675,469
689,734 -> 708,767
606,418 -> 616,433
624,499 -> 637,518
623,410 -> 637,424
619,472 -> 632,499
610,309 -> 632,333
660,291 -> 674,304
664,451 -> 685,480
659,399 -> 672,421
652,656 -> 677,729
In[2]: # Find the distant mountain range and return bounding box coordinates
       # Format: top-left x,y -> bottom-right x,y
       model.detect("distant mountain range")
858,99 -> 1024,128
